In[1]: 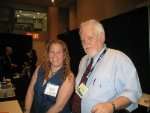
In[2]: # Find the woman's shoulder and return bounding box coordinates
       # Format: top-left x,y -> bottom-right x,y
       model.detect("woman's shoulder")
66,71 -> 75,81
33,64 -> 44,75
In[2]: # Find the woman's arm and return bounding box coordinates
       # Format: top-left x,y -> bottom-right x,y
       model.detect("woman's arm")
47,72 -> 75,113
24,66 -> 40,113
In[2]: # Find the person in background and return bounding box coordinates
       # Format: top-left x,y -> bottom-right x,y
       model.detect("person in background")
2,46 -> 18,78
25,49 -> 37,75
72,19 -> 142,113
0,55 -> 3,81
24,40 -> 74,113
22,49 -> 37,78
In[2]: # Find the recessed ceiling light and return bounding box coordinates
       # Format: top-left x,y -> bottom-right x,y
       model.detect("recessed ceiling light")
51,0 -> 55,3
17,14 -> 20,18
37,12 -> 40,15
19,10 -> 22,13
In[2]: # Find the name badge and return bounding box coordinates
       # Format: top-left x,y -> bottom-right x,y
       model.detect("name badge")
76,83 -> 88,98
44,83 -> 59,97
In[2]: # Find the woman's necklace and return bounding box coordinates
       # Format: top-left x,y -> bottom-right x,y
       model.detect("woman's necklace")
42,66 -> 61,86
42,70 -> 56,86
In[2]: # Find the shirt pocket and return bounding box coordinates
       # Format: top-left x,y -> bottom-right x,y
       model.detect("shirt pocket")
87,75 -> 116,102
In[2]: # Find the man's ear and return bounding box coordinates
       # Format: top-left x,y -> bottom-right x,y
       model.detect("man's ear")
99,32 -> 105,43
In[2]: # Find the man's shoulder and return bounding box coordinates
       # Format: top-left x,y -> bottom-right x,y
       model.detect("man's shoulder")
108,48 -> 128,57
80,55 -> 89,62
108,48 -> 133,64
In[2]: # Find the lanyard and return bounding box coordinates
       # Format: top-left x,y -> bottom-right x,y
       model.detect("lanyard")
86,48 -> 107,78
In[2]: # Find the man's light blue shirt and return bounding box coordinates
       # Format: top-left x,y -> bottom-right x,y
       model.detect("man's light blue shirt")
76,48 -> 142,113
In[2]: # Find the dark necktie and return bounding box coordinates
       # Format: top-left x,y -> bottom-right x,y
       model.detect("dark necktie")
80,58 -> 93,84
72,58 -> 93,113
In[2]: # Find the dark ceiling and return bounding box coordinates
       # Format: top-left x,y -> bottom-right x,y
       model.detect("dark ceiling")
0,0 -> 76,33
1,0 -> 76,8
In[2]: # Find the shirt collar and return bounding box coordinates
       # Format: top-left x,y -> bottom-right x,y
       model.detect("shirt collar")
92,44 -> 107,65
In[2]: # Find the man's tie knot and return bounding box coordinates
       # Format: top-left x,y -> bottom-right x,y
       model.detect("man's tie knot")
87,58 -> 93,72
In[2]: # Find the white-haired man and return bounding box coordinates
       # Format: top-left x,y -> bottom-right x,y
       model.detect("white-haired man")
72,19 -> 142,113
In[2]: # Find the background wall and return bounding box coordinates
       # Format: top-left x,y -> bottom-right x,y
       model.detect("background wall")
32,40 -> 47,65
69,0 -> 148,28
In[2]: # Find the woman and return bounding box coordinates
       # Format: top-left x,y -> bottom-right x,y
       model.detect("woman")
24,40 -> 75,113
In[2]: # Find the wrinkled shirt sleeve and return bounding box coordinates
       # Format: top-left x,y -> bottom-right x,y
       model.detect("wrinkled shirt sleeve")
115,53 -> 142,111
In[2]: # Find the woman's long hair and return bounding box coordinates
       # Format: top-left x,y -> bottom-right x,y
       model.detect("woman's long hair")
41,39 -> 71,80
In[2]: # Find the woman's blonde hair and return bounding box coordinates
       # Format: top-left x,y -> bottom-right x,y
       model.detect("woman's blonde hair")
41,39 -> 71,80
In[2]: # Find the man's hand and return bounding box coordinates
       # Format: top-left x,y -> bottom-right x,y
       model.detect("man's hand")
91,102 -> 114,113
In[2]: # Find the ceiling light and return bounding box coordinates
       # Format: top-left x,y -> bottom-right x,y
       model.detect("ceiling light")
19,10 -> 22,13
37,12 -> 40,15
17,14 -> 20,18
51,0 -> 55,3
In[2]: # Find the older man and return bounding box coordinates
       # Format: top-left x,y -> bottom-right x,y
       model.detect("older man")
72,19 -> 142,113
